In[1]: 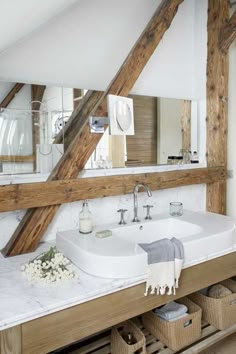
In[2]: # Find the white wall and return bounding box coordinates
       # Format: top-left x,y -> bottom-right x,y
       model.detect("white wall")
0,0 -> 207,100
0,0 -> 79,53
193,0 -> 207,99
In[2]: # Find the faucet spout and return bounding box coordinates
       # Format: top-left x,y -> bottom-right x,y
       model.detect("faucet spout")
132,183 -> 152,222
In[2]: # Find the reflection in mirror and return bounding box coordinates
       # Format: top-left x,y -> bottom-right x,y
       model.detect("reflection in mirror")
85,95 -> 198,169
0,85 -> 74,175
0,82 -> 199,176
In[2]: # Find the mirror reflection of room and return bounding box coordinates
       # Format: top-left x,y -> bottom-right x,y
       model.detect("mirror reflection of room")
0,82 -> 199,175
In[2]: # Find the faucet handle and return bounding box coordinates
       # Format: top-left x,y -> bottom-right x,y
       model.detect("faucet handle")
117,209 -> 128,225
143,205 -> 153,220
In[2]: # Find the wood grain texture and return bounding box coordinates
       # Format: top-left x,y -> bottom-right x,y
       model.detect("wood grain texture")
0,155 -> 34,163
0,83 -> 24,108
21,252 -> 236,354
206,0 -> 229,214
181,100 -> 191,152
4,0 -> 184,257
109,136 -> 126,168
0,167 -> 226,213
127,95 -> 157,165
219,10 -> 236,52
0,326 -> 22,354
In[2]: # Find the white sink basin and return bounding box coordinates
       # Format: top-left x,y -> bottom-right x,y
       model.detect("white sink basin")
56,210 -> 236,279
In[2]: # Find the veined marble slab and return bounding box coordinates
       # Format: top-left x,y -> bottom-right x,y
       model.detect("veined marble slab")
0,242 -> 145,331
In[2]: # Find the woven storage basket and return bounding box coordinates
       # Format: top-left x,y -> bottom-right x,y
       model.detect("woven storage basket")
189,279 -> 236,330
111,320 -> 146,354
142,297 -> 201,351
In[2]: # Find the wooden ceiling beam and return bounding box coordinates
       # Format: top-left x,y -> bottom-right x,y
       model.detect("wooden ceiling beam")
0,83 -> 24,108
0,167 -> 225,213
219,10 -> 236,52
2,0 -> 184,257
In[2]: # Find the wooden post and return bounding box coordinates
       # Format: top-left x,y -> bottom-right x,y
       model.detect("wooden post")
3,0 -> 184,256
206,0 -> 229,214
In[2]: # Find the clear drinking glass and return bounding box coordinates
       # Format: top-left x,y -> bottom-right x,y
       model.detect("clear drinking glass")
169,202 -> 183,216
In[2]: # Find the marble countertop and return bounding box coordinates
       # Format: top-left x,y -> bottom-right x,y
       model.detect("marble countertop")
0,242 -> 145,331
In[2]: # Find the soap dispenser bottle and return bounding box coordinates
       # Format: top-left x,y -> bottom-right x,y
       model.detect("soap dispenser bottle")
79,200 -> 93,234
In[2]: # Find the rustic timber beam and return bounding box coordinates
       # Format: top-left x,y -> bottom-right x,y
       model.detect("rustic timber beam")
0,167 -> 225,213
206,0 -> 229,214
219,10 -> 236,52
0,83 -> 24,108
3,0 -> 184,257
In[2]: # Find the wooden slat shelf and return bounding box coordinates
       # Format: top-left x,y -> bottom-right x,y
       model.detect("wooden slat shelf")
50,318 -> 236,354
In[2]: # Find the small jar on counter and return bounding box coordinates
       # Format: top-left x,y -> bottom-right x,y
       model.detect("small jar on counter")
79,200 -> 93,234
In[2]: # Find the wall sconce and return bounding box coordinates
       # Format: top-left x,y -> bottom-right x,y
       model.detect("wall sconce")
89,95 -> 134,135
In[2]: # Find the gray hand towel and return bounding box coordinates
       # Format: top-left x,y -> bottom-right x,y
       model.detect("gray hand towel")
139,237 -> 184,296
154,301 -> 188,321
139,238 -> 175,296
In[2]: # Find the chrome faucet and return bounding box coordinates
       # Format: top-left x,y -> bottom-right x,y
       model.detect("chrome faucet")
132,183 -> 152,222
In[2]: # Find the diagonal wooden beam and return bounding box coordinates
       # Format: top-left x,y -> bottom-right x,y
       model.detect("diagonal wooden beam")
2,0 -> 184,257
206,0 -> 229,214
219,10 -> 236,52
0,83 -> 24,108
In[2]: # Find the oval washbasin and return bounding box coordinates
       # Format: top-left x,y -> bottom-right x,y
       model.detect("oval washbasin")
56,210 -> 236,279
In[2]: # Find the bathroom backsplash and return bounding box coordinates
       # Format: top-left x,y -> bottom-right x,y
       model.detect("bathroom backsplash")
0,184 -> 206,250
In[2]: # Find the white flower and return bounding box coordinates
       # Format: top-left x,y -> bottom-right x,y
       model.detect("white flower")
21,246 -> 75,284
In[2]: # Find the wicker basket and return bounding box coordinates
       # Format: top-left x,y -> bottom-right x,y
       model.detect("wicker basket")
189,279 -> 236,330
111,320 -> 146,354
141,297 -> 201,351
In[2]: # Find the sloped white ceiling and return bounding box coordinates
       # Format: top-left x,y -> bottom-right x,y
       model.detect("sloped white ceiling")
0,0 -> 80,53
0,0 -> 207,99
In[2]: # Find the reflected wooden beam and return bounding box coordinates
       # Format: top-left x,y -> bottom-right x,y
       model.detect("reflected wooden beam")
219,10 -> 236,52
0,83 -> 24,108
0,167 -> 226,213
206,0 -> 229,214
180,100 -> 191,152
3,0 -> 185,257
0,155 -> 34,163
73,88 -> 83,110
109,136 -> 126,168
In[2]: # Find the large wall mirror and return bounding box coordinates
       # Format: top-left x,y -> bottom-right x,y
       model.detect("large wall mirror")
0,82 -> 200,178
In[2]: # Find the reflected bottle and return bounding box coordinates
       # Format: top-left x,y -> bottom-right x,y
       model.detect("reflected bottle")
79,200 -> 93,234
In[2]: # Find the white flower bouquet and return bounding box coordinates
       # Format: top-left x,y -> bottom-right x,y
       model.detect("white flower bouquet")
21,246 -> 75,283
